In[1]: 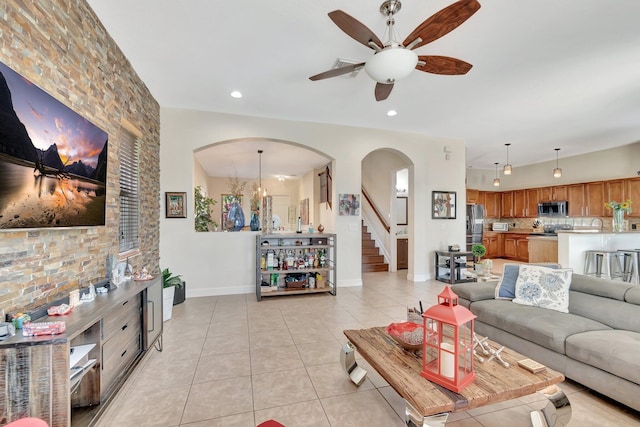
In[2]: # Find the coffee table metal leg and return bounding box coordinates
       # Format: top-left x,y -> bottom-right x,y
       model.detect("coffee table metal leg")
530,385 -> 572,427
405,401 -> 448,427
340,342 -> 367,386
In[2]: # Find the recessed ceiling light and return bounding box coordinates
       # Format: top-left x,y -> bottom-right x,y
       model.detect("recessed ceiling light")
230,91 -> 242,98
387,110 -> 397,117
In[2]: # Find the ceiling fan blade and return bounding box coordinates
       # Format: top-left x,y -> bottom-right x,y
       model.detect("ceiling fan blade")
403,0 -> 481,50
328,10 -> 384,50
375,83 -> 394,101
309,62 -> 366,81
416,56 -> 473,75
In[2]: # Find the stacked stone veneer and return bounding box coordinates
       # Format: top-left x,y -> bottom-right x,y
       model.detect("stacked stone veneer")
0,1 -> 160,314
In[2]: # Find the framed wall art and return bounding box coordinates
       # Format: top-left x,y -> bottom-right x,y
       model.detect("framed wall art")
339,194 -> 361,216
165,192 -> 186,218
432,191 -> 456,219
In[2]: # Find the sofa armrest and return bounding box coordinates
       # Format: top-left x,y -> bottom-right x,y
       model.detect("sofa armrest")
453,282 -> 496,302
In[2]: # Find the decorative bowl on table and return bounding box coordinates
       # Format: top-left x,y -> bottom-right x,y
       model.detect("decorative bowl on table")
385,322 -> 424,352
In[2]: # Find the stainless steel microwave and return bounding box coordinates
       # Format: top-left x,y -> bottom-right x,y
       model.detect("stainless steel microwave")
538,201 -> 568,217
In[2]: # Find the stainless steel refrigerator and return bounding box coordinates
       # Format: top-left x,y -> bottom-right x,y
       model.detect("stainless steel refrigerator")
466,204 -> 484,251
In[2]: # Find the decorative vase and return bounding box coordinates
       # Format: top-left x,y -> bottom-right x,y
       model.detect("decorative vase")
250,212 -> 260,231
163,286 -> 175,321
613,209 -> 625,232
228,200 -> 245,231
317,224 -> 325,233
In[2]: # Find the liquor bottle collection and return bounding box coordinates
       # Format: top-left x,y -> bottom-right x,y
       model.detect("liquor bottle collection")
260,241 -> 329,290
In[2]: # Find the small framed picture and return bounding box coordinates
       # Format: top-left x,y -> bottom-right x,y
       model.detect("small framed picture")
432,191 -> 456,219
166,192 -> 187,218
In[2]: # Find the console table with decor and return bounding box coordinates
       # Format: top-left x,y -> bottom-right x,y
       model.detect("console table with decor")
434,250 -> 476,284
0,277 -> 163,427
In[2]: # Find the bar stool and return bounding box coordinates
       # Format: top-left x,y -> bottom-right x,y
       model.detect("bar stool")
583,250 -> 624,280
617,249 -> 640,284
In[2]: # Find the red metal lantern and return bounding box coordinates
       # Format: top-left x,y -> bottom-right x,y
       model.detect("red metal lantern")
421,286 -> 476,393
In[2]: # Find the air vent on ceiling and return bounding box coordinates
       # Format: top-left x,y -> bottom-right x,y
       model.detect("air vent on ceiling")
333,58 -> 362,78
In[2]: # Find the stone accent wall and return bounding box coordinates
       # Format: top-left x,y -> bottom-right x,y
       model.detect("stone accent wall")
0,1 -> 160,314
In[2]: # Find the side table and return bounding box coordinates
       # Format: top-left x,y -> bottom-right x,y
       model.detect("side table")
434,251 -> 476,284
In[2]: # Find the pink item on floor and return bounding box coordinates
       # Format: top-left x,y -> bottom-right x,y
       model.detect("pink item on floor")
5,418 -> 49,427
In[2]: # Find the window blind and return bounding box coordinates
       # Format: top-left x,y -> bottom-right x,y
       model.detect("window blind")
119,131 -> 140,253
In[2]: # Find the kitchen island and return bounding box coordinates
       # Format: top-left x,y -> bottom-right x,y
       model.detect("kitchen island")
557,231 -> 640,274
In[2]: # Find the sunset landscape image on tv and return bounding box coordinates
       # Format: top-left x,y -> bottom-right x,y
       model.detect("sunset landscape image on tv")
0,61 -> 108,229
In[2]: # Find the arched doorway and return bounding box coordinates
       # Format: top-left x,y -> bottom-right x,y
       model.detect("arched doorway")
361,149 -> 414,274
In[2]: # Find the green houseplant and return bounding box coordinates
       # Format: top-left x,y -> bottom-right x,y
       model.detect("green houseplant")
471,244 -> 487,275
161,268 -> 185,320
194,185 -> 217,232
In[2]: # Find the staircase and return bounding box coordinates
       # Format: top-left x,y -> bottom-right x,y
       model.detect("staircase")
362,222 -> 389,272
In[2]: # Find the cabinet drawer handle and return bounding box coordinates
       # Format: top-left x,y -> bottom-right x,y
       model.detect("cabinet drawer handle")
121,323 -> 128,331
122,300 -> 129,306
121,349 -> 127,358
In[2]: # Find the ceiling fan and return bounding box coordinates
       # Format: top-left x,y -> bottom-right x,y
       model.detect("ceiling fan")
309,0 -> 481,101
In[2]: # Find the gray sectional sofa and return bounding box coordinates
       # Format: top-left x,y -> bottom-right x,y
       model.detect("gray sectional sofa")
454,273 -> 640,412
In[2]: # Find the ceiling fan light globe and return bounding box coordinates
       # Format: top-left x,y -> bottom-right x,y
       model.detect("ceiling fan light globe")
364,48 -> 418,84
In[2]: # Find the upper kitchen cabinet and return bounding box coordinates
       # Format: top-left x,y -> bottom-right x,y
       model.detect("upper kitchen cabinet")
466,189 -> 480,204
567,184 -> 585,217
513,190 -> 526,218
526,188 -> 540,218
606,180 -> 625,203
501,191 -> 514,218
626,177 -> 640,217
484,192 -> 500,218
584,181 -> 605,217
552,185 -> 568,201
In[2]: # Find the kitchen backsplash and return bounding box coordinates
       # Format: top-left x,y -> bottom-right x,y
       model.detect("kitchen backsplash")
484,216 -> 639,232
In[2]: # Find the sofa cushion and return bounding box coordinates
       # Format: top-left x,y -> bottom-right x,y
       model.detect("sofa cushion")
625,286 -> 640,305
470,299 -> 611,354
566,330 -> 640,385
495,263 -> 560,300
454,282 -> 496,303
570,273 -> 635,301
569,290 -> 640,332
512,265 -> 572,313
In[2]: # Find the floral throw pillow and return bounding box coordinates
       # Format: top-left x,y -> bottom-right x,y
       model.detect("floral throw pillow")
512,265 -> 573,313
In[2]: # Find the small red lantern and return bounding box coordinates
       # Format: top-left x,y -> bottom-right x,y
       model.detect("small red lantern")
421,286 -> 476,393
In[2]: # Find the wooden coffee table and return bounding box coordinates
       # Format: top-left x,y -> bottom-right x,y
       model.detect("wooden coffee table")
342,327 -> 571,427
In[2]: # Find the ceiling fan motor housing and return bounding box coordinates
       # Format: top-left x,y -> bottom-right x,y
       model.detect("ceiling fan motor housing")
364,48 -> 418,83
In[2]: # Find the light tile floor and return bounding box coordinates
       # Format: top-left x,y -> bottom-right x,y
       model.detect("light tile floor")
95,269 -> 640,427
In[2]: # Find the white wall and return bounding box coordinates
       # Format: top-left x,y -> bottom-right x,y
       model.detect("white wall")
467,142 -> 640,191
160,108 -> 467,297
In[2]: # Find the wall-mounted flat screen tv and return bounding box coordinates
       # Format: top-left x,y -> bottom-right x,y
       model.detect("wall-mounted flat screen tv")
0,61 -> 108,229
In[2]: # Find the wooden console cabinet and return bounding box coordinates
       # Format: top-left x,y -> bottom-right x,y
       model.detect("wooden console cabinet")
0,277 -> 163,427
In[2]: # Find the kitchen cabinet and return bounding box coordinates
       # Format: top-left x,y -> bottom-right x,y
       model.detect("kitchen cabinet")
526,189 -> 540,217
503,233 -> 529,262
484,192 -> 500,218
567,184 -> 585,217
501,191 -> 514,218
552,185 -> 567,201
513,190 -> 526,217
483,233 -> 503,258
397,238 -> 408,270
627,178 -> 640,217
256,233 -> 336,301
466,189 -> 479,204
585,181 -> 605,217
606,179 -> 625,204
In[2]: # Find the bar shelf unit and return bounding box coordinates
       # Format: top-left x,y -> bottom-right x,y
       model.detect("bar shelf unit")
256,233 -> 336,301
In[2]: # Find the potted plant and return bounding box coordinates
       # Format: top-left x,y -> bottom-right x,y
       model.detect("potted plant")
161,268 -> 184,321
194,185 -> 217,232
471,244 -> 487,275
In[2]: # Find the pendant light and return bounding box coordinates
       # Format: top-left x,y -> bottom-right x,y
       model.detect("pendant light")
493,162 -> 500,187
503,143 -> 512,175
553,148 -> 562,178
258,150 -> 267,196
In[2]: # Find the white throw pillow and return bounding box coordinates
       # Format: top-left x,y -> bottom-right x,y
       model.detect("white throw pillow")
513,265 -> 573,313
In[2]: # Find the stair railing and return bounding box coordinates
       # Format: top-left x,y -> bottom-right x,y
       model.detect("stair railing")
362,187 -> 390,233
